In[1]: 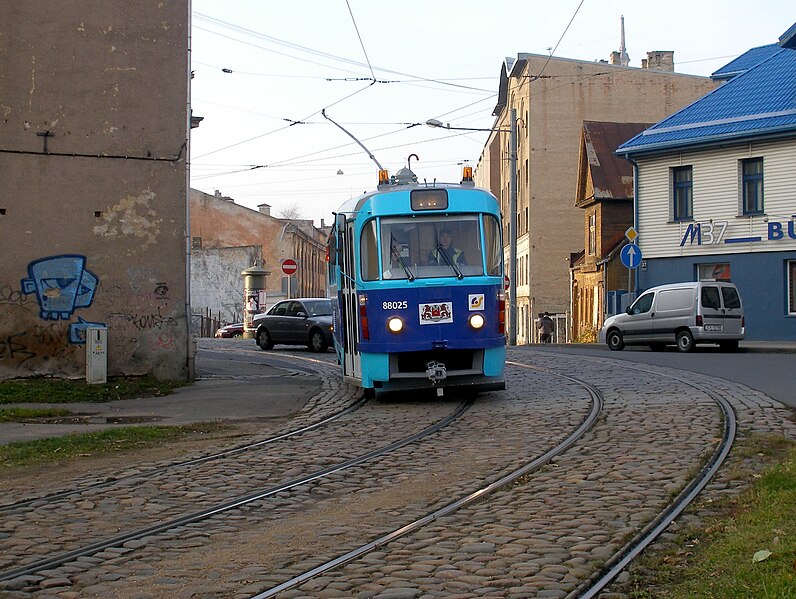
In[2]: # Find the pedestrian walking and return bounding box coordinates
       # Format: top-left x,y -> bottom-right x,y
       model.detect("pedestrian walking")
538,312 -> 554,343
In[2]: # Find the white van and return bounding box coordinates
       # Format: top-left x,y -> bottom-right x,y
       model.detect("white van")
598,281 -> 745,352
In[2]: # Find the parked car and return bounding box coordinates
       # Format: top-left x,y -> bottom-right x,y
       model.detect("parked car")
214,322 -> 244,338
253,298 -> 333,353
599,281 -> 744,352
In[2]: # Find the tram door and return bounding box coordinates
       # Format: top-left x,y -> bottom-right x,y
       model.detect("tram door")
339,219 -> 362,382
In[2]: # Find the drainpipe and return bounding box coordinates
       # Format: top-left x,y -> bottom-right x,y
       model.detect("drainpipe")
185,1 -> 195,381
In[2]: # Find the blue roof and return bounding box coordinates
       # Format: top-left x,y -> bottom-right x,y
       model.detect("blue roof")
617,47 -> 796,156
711,43 -> 780,81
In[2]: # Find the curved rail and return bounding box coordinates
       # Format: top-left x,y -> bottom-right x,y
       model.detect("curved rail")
250,366 -> 604,598
0,352 -> 361,512
0,398 -> 474,583
566,365 -> 737,598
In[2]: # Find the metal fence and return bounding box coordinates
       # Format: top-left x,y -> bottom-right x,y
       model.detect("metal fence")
191,308 -> 223,338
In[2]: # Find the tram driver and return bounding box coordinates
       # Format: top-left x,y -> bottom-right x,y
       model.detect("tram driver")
427,228 -> 467,267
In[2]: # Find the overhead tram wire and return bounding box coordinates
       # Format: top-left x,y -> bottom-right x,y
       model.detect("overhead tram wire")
345,0 -> 376,84
193,12 -> 495,93
193,82 -> 375,160
534,0 -> 587,80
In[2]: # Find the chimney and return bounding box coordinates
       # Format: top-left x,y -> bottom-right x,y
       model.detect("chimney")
643,51 -> 674,72
320,218 -> 325,228
258,203 -> 271,216
610,51 -> 622,65
214,190 -> 222,198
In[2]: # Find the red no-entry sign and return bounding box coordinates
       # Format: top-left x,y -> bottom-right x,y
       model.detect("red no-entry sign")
281,259 -> 298,275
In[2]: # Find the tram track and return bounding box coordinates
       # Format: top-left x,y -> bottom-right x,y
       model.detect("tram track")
243,356 -> 736,599
0,352 -> 747,597
0,397 -> 475,584
0,350 -> 356,512
252,365 -> 604,598
564,361 -> 737,598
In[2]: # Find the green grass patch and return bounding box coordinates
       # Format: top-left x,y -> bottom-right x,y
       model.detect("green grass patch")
0,376 -> 187,405
0,424 -> 225,468
0,407 -> 72,422
629,436 -> 796,598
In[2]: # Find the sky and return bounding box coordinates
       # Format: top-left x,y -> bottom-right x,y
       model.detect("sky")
189,0 -> 794,227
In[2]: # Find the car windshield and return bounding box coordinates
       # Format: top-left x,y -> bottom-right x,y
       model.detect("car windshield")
302,299 -> 332,316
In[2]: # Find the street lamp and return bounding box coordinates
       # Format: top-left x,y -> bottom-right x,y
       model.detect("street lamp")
425,112 -> 519,346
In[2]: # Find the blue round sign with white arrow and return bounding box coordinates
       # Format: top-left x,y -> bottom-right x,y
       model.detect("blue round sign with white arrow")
620,243 -> 643,269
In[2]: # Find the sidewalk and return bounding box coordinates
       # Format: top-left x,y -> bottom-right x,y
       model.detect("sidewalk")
0,349 -> 322,446
554,340 -> 796,353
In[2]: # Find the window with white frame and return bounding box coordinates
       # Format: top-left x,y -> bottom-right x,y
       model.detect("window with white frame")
588,212 -> 596,255
741,157 -> 764,215
789,260 -> 796,315
672,166 -> 692,221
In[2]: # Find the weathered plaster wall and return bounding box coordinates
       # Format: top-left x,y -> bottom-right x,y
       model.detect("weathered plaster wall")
191,246 -> 262,325
0,2 -> 190,381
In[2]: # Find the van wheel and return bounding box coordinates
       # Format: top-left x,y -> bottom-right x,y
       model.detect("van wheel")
606,330 -> 624,351
676,330 -> 695,352
720,340 -> 739,352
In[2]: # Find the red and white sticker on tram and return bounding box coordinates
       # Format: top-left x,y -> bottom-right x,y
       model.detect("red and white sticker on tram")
419,302 -> 453,324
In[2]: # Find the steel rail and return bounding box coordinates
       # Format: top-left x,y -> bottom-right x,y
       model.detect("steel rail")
0,351 -> 360,512
565,366 -> 737,599
250,365 -> 603,598
0,398 -> 474,583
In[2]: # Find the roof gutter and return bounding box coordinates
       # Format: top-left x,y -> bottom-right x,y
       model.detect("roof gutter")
616,124 -> 796,158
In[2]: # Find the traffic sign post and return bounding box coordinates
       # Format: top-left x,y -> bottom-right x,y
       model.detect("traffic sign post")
620,242 -> 642,303
281,259 -> 298,299
620,243 -> 642,269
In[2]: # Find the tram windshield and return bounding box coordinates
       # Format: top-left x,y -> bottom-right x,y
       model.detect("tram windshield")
360,215 -> 502,281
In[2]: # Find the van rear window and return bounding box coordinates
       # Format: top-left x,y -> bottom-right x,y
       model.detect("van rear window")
722,287 -> 741,309
701,287 -> 721,310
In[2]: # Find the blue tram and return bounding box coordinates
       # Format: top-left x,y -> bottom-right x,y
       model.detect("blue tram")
327,166 -> 506,397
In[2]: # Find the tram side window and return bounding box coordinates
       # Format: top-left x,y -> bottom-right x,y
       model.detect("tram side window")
360,219 -> 379,281
483,215 -> 503,276
327,229 -> 336,279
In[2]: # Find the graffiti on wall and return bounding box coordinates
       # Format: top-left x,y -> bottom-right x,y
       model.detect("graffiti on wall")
2,255 -> 182,375
19,255 -> 106,345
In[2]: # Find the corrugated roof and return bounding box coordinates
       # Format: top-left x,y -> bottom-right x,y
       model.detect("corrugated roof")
617,46 -> 796,155
580,121 -> 652,201
711,43 -> 780,81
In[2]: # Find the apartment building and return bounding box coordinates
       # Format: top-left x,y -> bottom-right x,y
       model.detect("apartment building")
475,51 -> 717,343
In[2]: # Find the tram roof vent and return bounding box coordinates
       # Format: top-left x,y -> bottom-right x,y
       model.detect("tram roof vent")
392,167 -> 418,186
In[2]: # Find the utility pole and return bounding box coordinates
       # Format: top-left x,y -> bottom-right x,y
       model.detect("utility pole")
509,108 -> 518,346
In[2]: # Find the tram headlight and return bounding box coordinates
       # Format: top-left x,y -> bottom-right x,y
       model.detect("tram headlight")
468,313 -> 485,330
387,316 -> 404,333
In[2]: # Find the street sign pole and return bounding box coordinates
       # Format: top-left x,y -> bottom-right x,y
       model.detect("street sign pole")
623,227 -> 640,303
281,259 -> 298,299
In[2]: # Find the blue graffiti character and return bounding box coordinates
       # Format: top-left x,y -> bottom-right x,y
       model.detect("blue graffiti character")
69,317 -> 107,344
20,255 -> 98,320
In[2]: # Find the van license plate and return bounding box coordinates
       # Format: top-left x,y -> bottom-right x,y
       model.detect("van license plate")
704,324 -> 723,332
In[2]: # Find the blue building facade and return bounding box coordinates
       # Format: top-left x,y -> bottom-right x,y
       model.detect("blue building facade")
617,28 -> 796,341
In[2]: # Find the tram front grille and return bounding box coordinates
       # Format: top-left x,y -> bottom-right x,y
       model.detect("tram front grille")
390,349 -> 483,377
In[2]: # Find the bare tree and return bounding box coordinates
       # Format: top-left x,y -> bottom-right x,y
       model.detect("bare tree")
278,203 -> 304,220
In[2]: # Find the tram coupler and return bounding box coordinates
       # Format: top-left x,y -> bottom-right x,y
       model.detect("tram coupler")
425,361 -> 447,385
